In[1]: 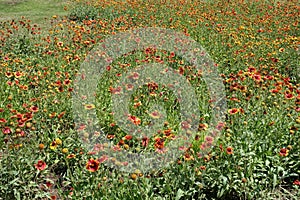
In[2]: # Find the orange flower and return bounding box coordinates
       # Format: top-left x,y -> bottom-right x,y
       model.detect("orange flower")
163,128 -> 175,139
130,173 -> 138,180
270,89 -> 279,93
128,115 -> 141,125
133,101 -> 142,108
198,123 -> 208,131
154,138 -> 166,153
39,144 -> 45,150
86,158 -> 100,172
67,154 -> 76,159
34,160 -> 47,171
107,134 -> 115,139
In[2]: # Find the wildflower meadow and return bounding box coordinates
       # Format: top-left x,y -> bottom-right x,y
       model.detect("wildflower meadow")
0,0 -> 299,199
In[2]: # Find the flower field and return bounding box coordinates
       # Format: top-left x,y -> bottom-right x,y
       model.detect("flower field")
0,0 -> 299,199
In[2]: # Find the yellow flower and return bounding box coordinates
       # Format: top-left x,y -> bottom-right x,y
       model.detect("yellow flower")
62,148 -> 68,154
50,141 -> 58,150
50,138 -> 62,150
55,138 -> 62,145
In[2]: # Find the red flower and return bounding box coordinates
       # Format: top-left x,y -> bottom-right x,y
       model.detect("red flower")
181,121 -> 191,129
154,138 -> 165,153
279,148 -> 289,156
226,146 -> 234,155
205,136 -> 214,144
34,160 -> 47,171
2,127 -> 11,134
124,135 -> 132,140
216,122 -> 225,130
270,89 -> 279,93
219,144 -> 223,151
252,74 -> 261,82
50,195 -> 57,200
46,181 -> 52,188
285,92 -> 294,100
98,155 -> 108,163
141,137 -> 149,147
264,75 -> 274,80
228,108 -> 239,115
293,179 -> 300,186
29,106 -> 39,112
86,158 -> 100,172
126,84 -> 134,91
248,67 -> 256,73
0,118 -> 7,123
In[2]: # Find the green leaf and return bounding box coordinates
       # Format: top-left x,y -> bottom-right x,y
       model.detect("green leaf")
9,178 -> 19,185
265,159 -> 270,167
175,188 -> 185,200
273,174 -> 277,188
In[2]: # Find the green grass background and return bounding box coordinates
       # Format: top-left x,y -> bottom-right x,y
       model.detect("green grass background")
0,0 -> 68,26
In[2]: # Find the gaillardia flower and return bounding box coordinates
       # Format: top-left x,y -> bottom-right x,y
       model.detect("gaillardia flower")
34,160 -> 47,171
86,158 -> 100,172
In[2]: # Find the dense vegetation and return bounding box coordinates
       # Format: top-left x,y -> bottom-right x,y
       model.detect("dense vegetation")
0,0 -> 299,199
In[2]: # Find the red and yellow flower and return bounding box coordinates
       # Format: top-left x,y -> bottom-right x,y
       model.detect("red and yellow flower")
86,158 -> 100,172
